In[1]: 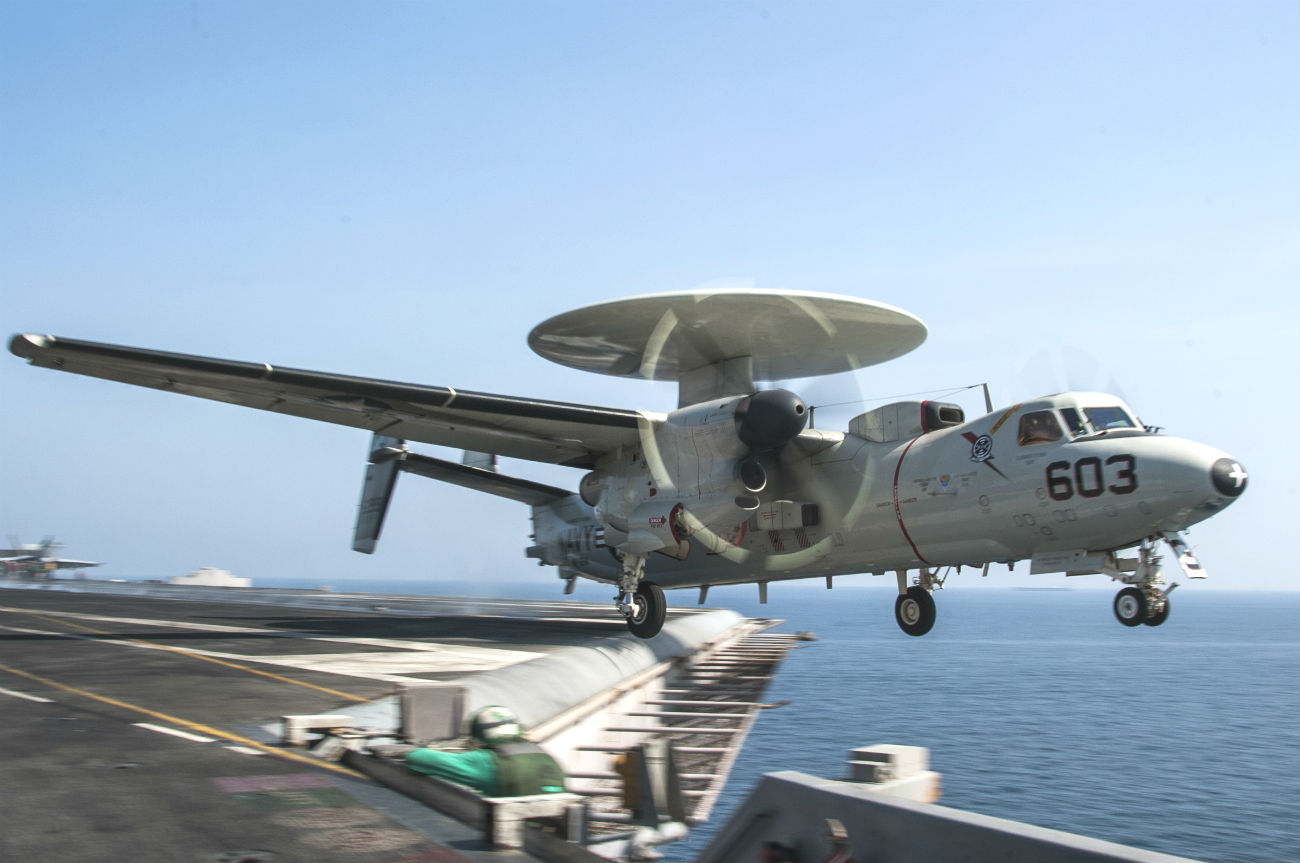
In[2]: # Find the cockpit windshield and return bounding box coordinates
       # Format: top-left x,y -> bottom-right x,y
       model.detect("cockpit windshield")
1084,406 -> 1136,431
1058,404 -> 1137,436
1060,407 -> 1087,436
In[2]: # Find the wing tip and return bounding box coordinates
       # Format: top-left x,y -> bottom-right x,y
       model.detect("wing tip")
9,333 -> 52,359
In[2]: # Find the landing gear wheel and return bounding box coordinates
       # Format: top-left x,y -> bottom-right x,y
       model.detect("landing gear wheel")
894,586 -> 936,637
1113,587 -> 1148,627
626,582 -> 666,639
1143,597 -> 1170,627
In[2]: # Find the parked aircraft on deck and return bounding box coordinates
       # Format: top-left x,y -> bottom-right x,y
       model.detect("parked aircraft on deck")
10,289 -> 1247,637
2,536 -> 101,578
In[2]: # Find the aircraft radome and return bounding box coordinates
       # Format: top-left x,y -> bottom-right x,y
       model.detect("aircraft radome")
9,289 -> 1248,638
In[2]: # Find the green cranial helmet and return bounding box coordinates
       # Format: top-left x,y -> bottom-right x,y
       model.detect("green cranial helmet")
470,705 -> 523,746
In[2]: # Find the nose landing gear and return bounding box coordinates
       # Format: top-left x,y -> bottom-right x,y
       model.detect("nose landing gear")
1110,538 -> 1179,628
1113,586 -> 1151,626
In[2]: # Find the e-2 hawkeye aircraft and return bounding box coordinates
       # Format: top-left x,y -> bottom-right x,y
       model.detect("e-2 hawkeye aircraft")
10,289 -> 1247,638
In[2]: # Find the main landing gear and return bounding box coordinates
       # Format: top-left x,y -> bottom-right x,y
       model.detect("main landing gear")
626,582 -> 666,638
615,552 -> 666,639
1110,539 -> 1175,628
895,587 -> 936,636
893,569 -> 942,637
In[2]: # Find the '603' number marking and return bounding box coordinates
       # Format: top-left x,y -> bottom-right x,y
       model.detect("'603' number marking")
1046,455 -> 1137,501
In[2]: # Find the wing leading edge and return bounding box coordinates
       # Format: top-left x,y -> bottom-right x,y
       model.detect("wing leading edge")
9,334 -> 650,468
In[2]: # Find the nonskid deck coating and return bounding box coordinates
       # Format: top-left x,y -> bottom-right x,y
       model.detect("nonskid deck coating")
0,584 -> 706,863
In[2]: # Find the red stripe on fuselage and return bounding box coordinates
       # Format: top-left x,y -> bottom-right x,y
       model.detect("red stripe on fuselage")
892,436 -> 931,566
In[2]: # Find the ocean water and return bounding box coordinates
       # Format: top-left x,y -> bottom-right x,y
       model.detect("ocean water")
254,576 -> 1300,862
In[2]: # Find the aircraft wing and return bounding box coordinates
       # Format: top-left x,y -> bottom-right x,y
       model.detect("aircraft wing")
9,334 -> 651,469
0,555 -> 99,567
45,559 -> 102,569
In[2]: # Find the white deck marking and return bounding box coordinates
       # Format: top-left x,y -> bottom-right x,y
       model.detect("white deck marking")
134,722 -> 216,743
223,650 -> 535,681
224,745 -> 266,756
0,686 -> 54,703
0,605 -> 270,633
0,622 -> 543,685
0,604 -> 553,654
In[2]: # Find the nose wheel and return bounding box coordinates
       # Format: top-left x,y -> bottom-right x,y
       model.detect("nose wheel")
1113,587 -> 1148,626
1113,586 -> 1171,627
1143,598 -> 1170,627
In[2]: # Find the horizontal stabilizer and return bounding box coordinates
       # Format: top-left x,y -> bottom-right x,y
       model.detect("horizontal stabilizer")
398,451 -> 570,506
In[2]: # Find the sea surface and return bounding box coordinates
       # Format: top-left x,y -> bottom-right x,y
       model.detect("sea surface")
164,576 -> 1300,862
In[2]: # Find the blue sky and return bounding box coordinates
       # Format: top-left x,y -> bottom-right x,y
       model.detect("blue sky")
2,2 -> 1296,596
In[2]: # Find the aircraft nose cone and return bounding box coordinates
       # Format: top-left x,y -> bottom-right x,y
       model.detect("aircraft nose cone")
1210,457 -> 1248,498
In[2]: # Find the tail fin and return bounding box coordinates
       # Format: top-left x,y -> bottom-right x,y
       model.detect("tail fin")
352,438 -> 570,554
461,450 -> 497,471
353,434 -> 405,554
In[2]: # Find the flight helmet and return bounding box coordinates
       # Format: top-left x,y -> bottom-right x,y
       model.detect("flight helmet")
470,705 -> 523,746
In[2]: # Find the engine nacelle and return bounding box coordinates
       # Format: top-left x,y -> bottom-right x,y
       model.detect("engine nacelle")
736,457 -> 767,494
584,388 -> 808,559
645,389 -> 806,498
579,470 -> 606,507
623,501 -> 685,556
735,389 -> 808,450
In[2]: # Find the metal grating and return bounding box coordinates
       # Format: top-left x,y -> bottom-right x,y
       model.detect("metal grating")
570,624 -> 809,828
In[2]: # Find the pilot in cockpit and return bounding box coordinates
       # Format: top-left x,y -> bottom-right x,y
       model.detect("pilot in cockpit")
1018,411 -> 1061,446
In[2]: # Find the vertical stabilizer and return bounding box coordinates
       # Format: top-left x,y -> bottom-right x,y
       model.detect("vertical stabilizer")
461,450 -> 498,472
353,434 -> 406,554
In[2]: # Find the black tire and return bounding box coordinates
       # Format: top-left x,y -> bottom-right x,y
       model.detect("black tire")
894,586 -> 936,637
1113,587 -> 1147,627
1143,597 -> 1170,627
626,582 -> 666,639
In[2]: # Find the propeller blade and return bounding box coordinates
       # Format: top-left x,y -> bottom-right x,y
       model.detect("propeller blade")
1020,346 -> 1130,403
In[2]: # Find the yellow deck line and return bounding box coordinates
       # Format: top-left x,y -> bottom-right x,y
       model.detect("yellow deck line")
18,611 -> 372,704
0,660 -> 362,779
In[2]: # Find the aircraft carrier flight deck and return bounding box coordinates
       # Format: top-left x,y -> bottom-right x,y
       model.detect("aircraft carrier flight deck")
0,580 -> 764,863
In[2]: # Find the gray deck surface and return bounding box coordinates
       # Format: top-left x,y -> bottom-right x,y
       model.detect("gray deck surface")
0,584 -> 700,863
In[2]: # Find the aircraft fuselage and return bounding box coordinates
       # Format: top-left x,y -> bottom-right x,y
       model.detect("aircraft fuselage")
531,392 -> 1246,591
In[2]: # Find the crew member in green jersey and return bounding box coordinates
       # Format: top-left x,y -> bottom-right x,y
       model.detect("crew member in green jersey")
405,705 -> 566,796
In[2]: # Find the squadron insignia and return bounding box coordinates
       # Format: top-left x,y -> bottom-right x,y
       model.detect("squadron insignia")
963,431 -> 1007,479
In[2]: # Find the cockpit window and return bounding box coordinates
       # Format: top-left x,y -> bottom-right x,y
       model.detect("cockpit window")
1083,406 -> 1135,431
1018,410 -> 1063,446
1060,407 -> 1088,437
